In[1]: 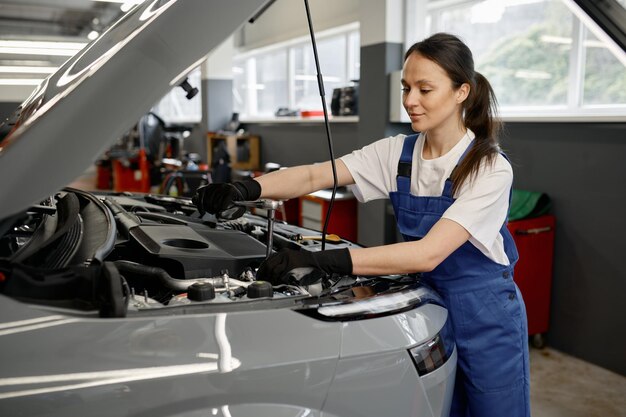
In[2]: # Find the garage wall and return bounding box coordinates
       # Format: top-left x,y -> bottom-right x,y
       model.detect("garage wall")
503,122 -> 626,376
242,121 -> 359,167
0,102 -> 19,124
0,102 -> 19,140
236,0 -> 360,51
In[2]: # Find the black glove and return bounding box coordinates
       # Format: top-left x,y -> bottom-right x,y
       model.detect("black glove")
193,179 -> 261,219
257,248 -> 353,286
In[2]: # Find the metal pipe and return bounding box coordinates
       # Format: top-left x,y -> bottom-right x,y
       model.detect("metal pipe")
234,199 -> 282,259
266,206 -> 275,259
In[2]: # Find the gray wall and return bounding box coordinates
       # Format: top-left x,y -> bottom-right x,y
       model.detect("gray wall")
0,102 -> 19,123
243,121 -> 359,167
355,42 -> 406,248
503,122 -> 626,376
185,79 -> 235,161
0,102 -> 20,140
236,0 -> 359,51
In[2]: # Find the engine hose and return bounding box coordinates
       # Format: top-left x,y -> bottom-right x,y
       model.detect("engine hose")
113,260 -> 233,291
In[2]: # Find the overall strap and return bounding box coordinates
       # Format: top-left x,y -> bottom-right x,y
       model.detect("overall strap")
396,134 -> 419,193
500,151 -> 514,212
442,139 -> 475,198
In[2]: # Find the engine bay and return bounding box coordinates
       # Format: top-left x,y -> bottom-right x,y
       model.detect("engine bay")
0,188 -> 361,316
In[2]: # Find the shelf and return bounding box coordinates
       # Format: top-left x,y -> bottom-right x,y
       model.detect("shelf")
241,116 -> 359,124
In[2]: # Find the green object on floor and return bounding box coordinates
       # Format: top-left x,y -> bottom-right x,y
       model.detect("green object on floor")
509,189 -> 552,221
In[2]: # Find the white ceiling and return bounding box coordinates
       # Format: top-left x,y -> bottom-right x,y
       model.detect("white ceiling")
0,0 -> 123,39
0,0 -> 128,101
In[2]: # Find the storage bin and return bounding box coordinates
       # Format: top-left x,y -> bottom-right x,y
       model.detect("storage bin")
507,214 -> 556,348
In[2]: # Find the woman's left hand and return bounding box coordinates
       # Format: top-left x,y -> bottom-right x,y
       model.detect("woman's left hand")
256,248 -> 352,285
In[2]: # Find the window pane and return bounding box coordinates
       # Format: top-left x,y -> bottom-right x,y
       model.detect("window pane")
432,0 -> 573,107
152,67 -> 202,123
349,31 -> 361,81
583,30 -> 626,106
256,50 -> 288,116
232,27 -> 360,118
232,58 -> 246,116
294,36 -> 347,110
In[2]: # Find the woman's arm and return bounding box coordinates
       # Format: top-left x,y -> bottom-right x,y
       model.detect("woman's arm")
349,218 -> 471,275
256,159 -> 354,200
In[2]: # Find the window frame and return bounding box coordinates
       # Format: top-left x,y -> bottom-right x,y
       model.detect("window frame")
234,22 -> 360,121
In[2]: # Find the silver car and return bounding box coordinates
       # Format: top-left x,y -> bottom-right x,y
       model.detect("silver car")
0,1 -> 456,416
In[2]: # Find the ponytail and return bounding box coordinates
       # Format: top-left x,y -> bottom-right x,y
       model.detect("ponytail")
404,33 -> 503,195
451,71 -> 501,195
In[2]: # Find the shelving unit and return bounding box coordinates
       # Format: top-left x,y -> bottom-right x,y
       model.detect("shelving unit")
206,133 -> 260,171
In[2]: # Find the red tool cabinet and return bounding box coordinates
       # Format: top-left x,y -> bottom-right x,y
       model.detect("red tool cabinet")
112,149 -> 151,193
299,189 -> 357,242
507,214 -> 556,347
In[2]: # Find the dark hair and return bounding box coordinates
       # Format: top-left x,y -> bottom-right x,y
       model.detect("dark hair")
404,33 -> 502,194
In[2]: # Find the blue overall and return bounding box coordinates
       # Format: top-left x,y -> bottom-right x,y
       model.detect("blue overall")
389,135 -> 530,417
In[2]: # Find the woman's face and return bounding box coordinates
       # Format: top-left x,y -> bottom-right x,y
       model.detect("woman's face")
401,52 -> 469,134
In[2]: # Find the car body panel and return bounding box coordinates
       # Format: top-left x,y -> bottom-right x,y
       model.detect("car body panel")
0,299 -> 339,415
0,293 -> 454,417
339,303 -> 446,356
324,349 -> 456,417
0,0 -> 271,220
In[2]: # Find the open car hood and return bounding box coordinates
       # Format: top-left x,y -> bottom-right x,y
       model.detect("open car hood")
0,0 -> 270,221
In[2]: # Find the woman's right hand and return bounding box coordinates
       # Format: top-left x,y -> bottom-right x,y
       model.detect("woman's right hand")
193,179 -> 261,219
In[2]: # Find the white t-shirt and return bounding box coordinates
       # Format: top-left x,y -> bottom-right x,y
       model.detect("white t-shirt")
340,131 -> 513,265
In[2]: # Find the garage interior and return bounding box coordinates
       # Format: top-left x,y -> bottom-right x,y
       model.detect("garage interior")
0,0 -> 625,416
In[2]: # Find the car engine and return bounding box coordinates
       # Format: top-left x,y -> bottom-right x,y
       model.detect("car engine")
0,188 -> 360,317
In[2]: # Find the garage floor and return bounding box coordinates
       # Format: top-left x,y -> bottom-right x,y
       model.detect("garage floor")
531,347 -> 626,417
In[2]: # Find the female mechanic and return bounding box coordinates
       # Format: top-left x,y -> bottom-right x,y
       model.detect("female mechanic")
194,32 -> 530,417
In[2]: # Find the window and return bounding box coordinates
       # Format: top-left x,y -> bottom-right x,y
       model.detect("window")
583,30 -> 626,106
407,0 -> 626,118
151,67 -> 202,123
233,23 -> 360,118
255,50 -> 289,115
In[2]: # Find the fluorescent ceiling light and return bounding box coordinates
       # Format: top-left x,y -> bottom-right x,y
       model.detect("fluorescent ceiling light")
0,48 -> 78,57
0,59 -> 52,66
0,40 -> 85,50
87,31 -> 100,41
0,66 -> 56,74
0,40 -> 86,57
0,79 -> 43,85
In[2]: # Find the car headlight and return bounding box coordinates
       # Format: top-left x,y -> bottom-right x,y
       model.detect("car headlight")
408,316 -> 454,376
314,284 -> 445,321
